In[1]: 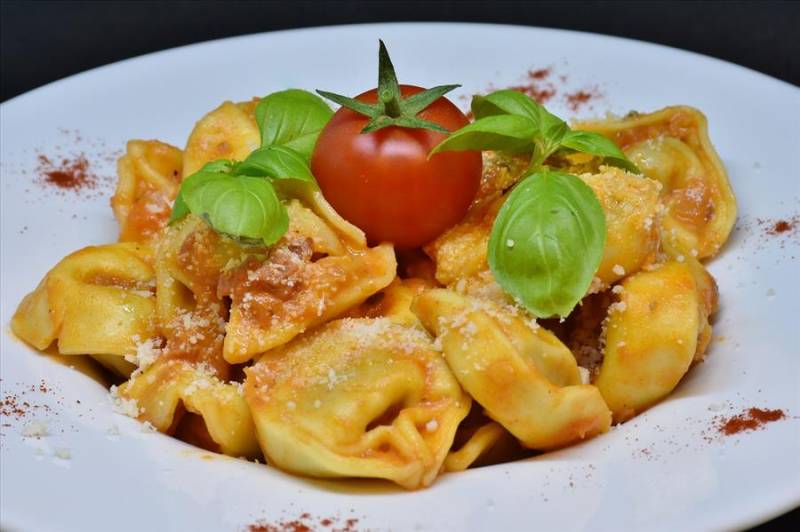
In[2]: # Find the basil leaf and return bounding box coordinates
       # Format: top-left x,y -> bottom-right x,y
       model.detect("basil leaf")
182,172 -> 288,246
255,89 -> 333,158
235,145 -> 317,185
169,160 -> 233,224
472,90 -> 545,122
168,191 -> 190,224
199,159 -> 235,174
472,90 -> 566,135
560,130 -> 640,173
430,115 -> 537,155
488,171 -> 606,318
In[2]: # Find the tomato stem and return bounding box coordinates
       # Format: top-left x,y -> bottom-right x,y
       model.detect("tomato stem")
380,89 -> 402,118
316,40 -> 460,134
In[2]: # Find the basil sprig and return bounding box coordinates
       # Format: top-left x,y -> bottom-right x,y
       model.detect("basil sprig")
169,90 -> 331,246
432,90 -> 639,317
433,89 -> 639,173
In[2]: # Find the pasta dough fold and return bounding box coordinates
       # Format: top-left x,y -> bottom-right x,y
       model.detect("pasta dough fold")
412,289 -> 611,450
11,243 -> 157,371
112,140 -> 183,242
595,259 -> 718,422
576,106 -> 736,258
245,318 -> 470,489
119,358 -> 259,457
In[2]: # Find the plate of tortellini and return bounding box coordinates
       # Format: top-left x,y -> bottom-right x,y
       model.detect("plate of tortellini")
1,23 -> 798,532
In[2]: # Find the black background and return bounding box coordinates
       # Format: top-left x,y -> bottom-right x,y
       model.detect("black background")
1,0 -> 798,529
2,0 -> 799,101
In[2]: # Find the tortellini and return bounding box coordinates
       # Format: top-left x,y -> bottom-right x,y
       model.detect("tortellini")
221,242 -> 397,364
413,289 -> 611,450
245,318 -> 471,489
595,259 -> 718,421
11,243 -> 156,374
154,215 -> 243,375
444,410 -> 523,473
344,277 -> 434,328
119,358 -> 259,457
445,422 -> 509,472
582,166 -> 662,289
183,100 -> 260,177
576,106 -> 737,258
111,140 -> 183,242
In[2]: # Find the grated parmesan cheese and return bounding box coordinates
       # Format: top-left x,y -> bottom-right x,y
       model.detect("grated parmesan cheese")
608,301 -> 627,314
21,420 -> 49,438
141,421 -> 158,433
54,448 -> 71,460
109,385 -> 141,418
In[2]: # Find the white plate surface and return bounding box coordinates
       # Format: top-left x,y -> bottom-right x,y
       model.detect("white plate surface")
1,23 -> 799,532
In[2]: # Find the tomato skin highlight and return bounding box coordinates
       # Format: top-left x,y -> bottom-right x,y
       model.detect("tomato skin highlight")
311,85 -> 482,250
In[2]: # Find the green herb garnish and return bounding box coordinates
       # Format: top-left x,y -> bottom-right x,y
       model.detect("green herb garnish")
433,89 -> 639,317
169,89 -> 331,246
255,89 -> 334,159
433,89 -> 638,173
488,170 -> 606,317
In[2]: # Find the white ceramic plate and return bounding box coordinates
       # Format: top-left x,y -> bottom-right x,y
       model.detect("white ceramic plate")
1,23 -> 799,532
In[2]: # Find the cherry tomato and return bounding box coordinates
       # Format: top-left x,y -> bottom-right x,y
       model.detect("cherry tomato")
311,85 -> 482,250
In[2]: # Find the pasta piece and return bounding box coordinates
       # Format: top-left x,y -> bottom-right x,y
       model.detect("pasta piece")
221,242 -> 397,364
285,200 -> 347,258
279,183 -> 368,251
594,260 -> 719,422
444,422 -> 516,473
581,167 -> 662,289
245,318 -> 471,489
93,354 -> 138,378
444,405 -> 525,472
111,140 -> 183,242
413,289 -> 611,450
474,151 -> 528,203
11,243 -> 157,363
182,100 -> 261,176
345,277 -> 435,328
118,358 -> 259,458
425,195 -> 503,288
155,215 -> 246,376
576,106 -> 737,258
